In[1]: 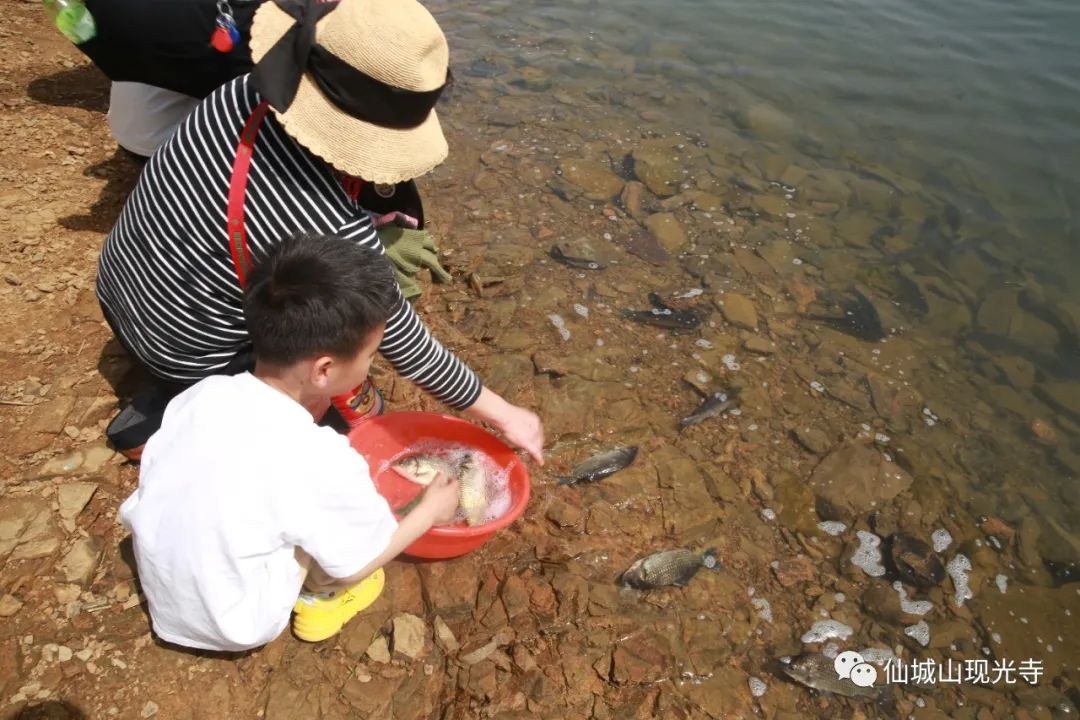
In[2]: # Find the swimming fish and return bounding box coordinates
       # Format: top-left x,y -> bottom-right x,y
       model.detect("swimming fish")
557,446 -> 639,485
392,454 -> 453,486
457,453 -> 489,527
549,245 -> 603,271
620,548 -> 719,589
782,653 -> 879,700
621,292 -> 701,331
806,287 -> 886,341
679,392 -> 737,430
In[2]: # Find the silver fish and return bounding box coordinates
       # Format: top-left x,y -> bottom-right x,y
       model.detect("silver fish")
392,454 -> 452,486
782,654 -> 878,700
679,392 -> 736,429
457,453 -> 488,527
557,446 -> 639,485
620,548 -> 719,589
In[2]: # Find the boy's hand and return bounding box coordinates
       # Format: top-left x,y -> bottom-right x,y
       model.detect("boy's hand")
419,470 -> 460,525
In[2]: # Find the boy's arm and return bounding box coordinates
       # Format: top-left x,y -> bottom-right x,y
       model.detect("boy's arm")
312,471 -> 460,588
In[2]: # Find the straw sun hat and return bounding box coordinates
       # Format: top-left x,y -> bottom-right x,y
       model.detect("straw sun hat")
249,0 -> 450,184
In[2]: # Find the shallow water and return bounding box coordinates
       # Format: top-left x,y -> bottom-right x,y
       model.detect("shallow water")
421,0 -> 1079,714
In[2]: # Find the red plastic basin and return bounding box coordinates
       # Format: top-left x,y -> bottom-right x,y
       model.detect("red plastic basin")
348,411 -> 530,559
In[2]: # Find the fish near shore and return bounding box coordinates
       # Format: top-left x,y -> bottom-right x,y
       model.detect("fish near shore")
782,653 -> 895,711
556,446 -> 638,485
549,245 -> 604,270
621,292 -> 702,331
620,548 -> 719,589
679,391 -> 738,430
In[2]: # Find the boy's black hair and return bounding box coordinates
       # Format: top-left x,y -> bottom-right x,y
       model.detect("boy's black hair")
243,233 -> 400,366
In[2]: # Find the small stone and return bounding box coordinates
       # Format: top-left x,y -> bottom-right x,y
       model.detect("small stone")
141,701 -> 159,718
0,593 -> 23,617
60,537 -> 103,585
391,613 -> 427,660
643,212 -> 687,254
113,582 -> 131,602
433,616 -> 459,653
57,482 -> 98,522
751,194 -> 788,218
793,426 -> 832,455
459,639 -> 498,666
81,445 -> 116,473
559,159 -> 624,200
58,646 -> 73,662
40,451 -> 84,476
771,556 -> 816,587
366,635 -> 391,663
1030,419 -> 1058,446
743,336 -> 775,355
719,293 -> 758,330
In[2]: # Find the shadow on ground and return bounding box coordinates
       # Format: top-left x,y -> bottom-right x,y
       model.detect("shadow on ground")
5,700 -> 87,720
25,66 -> 108,114
58,150 -> 142,234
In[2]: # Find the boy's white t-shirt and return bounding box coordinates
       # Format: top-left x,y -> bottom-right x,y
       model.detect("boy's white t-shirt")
119,373 -> 397,652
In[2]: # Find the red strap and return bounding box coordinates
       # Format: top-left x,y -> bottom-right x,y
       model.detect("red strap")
226,100 -> 271,288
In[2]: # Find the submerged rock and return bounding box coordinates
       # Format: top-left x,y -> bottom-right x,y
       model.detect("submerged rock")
632,147 -> 683,197
887,533 -> 945,588
718,292 -> 758,330
809,444 -> 913,521
559,159 -> 624,201
734,102 -> 796,142
974,583 -> 1080,680
643,212 -> 687,254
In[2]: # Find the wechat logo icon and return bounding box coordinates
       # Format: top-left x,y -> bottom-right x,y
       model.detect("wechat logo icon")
834,650 -> 878,688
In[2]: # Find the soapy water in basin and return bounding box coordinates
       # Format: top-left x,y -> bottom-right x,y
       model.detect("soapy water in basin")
387,441 -> 512,527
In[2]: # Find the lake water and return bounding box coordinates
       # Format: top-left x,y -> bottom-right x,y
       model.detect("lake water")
426,0 -> 1080,713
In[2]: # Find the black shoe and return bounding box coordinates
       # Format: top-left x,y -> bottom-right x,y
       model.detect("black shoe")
106,387 -> 172,461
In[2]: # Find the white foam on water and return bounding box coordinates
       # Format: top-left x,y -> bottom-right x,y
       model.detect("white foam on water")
748,677 -> 767,698
905,621 -> 931,647
801,620 -> 854,644
822,643 -> 841,658
761,508 -> 776,521
752,597 -> 773,623
996,574 -> 1009,594
947,554 -> 974,607
573,303 -> 589,318
852,531 -> 886,577
859,647 -> 896,666
818,521 -> 847,536
892,581 -> 933,616
722,354 -> 741,371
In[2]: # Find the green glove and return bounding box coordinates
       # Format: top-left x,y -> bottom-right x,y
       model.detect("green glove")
377,226 -> 452,301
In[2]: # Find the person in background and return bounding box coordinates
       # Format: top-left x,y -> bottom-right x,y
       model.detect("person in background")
121,233 -> 461,648
78,0 -> 261,157
96,0 -> 545,465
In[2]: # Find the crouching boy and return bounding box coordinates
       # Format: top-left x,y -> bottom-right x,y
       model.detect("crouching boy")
119,233 -> 459,651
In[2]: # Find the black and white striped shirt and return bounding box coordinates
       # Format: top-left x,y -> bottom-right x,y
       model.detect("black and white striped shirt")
97,75 -> 481,409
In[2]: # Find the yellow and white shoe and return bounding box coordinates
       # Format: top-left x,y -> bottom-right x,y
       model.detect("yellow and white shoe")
292,568 -> 385,642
